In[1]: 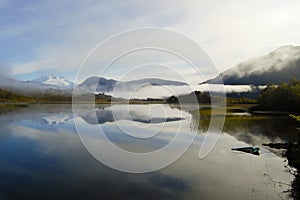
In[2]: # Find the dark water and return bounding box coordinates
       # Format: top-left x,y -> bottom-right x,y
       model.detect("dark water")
0,104 -> 297,200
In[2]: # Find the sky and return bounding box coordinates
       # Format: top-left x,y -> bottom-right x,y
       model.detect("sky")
0,0 -> 300,83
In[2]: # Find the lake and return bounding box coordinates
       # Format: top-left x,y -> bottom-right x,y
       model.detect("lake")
0,104 -> 298,200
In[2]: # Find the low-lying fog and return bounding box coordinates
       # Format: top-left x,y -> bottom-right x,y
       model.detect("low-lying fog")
107,84 -> 267,99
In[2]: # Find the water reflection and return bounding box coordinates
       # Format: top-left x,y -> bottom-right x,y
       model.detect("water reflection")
187,107 -> 299,152
79,105 -> 184,125
0,104 -> 296,199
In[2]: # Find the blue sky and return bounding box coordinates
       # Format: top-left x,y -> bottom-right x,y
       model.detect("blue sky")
0,0 -> 300,82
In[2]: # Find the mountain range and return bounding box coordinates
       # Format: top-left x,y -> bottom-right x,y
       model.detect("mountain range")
0,74 -> 187,95
204,45 -> 300,85
79,77 -> 188,92
1,45 -> 299,98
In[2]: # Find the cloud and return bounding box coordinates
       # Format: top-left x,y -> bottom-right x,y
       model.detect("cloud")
0,64 -> 11,76
2,0 -> 300,81
6,1 -> 183,77
173,0 -> 300,70
108,84 -> 257,99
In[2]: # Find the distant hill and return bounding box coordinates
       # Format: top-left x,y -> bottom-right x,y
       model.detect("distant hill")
0,74 -> 38,92
0,86 -> 113,103
79,77 -> 117,92
203,45 -> 300,85
0,88 -> 33,102
124,78 -> 188,86
0,74 -> 187,98
79,77 -> 187,92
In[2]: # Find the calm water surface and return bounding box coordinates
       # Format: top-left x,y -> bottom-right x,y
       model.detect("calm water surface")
0,104 -> 297,200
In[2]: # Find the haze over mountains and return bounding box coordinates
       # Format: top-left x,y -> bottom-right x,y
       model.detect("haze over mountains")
204,45 -> 300,85
1,45 -> 299,99
79,77 -> 188,92
0,74 -> 188,96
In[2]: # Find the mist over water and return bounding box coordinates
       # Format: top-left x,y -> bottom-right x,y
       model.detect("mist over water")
108,84 -> 265,99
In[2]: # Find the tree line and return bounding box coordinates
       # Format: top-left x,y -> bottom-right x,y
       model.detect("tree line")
257,78 -> 300,112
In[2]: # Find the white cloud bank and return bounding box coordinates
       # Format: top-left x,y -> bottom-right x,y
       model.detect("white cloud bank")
108,84 -> 264,99
2,0 -> 300,82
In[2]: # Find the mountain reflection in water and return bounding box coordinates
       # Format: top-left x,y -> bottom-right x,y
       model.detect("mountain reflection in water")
0,104 -> 297,200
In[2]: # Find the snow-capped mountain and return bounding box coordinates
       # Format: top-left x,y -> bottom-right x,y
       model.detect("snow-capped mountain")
32,75 -> 74,89
1,74 -> 187,96
0,74 -> 74,96
204,45 -> 300,85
